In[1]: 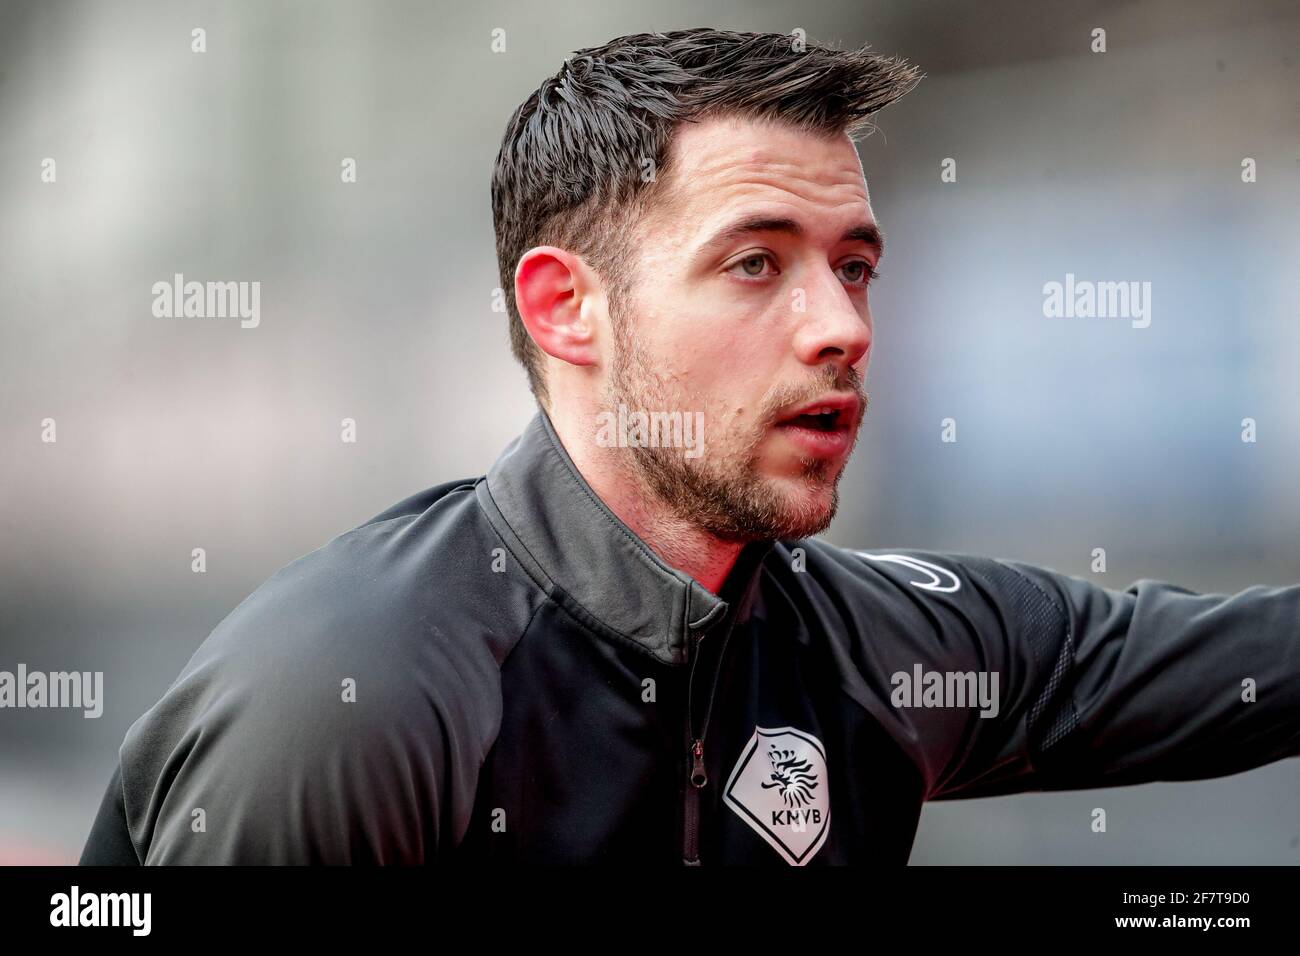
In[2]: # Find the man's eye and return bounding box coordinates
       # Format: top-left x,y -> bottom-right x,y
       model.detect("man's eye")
729,253 -> 776,278
837,259 -> 881,286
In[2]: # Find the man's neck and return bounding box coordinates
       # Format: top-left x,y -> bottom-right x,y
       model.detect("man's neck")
597,481 -> 744,594
546,403 -> 744,594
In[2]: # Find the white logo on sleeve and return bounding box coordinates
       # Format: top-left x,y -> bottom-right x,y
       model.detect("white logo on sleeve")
723,726 -> 830,865
856,552 -> 962,593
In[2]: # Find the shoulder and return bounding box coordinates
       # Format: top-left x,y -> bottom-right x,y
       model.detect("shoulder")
764,540 -> 1073,796
766,539 -> 1067,659
773,539 -> 1034,601
118,478 -> 542,862
196,476 -> 539,687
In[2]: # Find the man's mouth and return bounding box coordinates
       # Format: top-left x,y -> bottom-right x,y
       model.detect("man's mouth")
782,407 -> 846,431
773,395 -> 861,459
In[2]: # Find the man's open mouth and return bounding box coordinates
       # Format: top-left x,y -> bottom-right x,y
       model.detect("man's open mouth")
772,394 -> 861,459
775,394 -> 861,432
780,407 -> 846,432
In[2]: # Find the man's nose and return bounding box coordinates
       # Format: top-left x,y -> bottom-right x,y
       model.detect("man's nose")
790,271 -> 872,371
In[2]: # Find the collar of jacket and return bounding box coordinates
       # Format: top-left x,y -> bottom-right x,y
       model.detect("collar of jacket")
476,409 -> 775,666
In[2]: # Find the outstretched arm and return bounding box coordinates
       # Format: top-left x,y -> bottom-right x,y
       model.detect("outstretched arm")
931,558 -> 1300,798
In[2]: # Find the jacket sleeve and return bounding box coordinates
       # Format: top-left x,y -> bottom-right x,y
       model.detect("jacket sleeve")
108,630 -> 486,864
99,540 -> 500,864
80,765 -> 141,865
929,555 -> 1300,799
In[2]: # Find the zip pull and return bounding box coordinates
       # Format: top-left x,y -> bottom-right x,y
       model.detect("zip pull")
690,739 -> 707,788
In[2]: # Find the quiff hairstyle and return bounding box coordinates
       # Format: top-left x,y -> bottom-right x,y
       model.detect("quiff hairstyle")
491,28 -> 923,405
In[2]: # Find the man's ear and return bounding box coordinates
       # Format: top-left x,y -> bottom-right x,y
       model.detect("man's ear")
514,246 -> 601,369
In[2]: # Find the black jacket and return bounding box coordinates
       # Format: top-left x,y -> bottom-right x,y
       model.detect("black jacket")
80,410 -> 1300,864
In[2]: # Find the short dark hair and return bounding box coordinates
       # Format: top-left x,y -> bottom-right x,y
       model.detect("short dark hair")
491,28 -> 923,405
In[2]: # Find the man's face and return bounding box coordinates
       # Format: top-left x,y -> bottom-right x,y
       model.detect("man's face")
600,114 -> 876,542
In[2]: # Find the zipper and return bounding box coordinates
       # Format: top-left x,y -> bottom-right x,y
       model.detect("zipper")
681,604 -> 741,865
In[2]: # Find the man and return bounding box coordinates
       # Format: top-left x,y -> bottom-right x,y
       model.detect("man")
82,28 -> 1300,866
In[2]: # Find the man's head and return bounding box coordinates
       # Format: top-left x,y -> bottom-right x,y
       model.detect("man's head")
492,29 -> 922,541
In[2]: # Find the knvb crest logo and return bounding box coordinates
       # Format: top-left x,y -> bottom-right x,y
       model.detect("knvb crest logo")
723,726 -> 830,865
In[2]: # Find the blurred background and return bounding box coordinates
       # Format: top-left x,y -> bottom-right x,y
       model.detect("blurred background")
2,0 -> 1298,864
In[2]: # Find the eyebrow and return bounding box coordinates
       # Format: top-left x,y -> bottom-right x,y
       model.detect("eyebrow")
695,215 -> 885,260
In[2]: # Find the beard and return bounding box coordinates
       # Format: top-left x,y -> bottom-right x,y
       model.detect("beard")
601,299 -> 867,543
